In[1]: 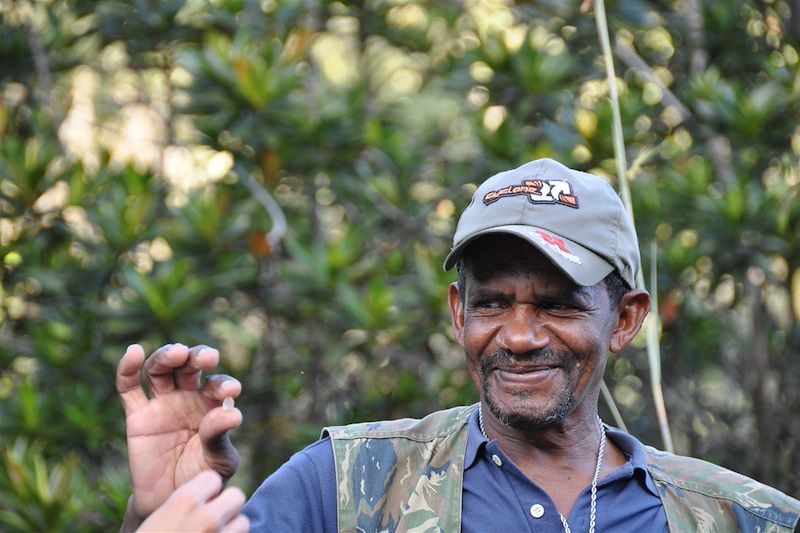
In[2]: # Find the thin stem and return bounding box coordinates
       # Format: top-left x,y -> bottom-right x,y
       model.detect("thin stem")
601,380 -> 628,432
593,0 -> 674,452
593,0 -> 632,216
647,240 -> 674,452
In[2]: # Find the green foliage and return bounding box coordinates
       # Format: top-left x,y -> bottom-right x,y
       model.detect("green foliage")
0,439 -> 83,530
1,0 -> 799,528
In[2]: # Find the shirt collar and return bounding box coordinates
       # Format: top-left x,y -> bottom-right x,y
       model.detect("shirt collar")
463,409 -> 660,497
464,407 -> 487,470
603,425 -> 661,497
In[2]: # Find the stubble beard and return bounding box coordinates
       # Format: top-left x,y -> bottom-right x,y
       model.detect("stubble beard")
479,348 -> 577,431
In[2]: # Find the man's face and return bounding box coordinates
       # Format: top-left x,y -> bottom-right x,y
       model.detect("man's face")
449,235 -> 619,430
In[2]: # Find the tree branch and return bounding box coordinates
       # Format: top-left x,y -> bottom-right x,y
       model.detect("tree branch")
237,163 -> 288,251
24,9 -> 55,120
615,38 -> 691,125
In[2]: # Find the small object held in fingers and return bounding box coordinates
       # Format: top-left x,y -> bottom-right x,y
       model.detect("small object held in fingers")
223,396 -> 235,411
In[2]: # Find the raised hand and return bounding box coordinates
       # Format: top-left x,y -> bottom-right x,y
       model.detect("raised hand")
116,343 -> 243,519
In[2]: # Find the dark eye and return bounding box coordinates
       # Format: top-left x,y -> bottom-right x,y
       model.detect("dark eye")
541,300 -> 583,315
469,297 -> 505,312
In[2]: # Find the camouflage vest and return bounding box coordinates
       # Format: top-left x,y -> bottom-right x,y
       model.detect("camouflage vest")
323,404 -> 800,533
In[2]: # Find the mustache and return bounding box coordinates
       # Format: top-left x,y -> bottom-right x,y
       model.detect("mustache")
479,348 -> 574,373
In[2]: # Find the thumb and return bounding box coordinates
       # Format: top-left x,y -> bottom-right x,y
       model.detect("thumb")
198,407 -> 243,479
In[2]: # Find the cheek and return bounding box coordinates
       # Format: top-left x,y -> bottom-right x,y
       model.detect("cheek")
568,317 -> 609,348
460,334 -> 484,389
569,333 -> 609,378
557,325 -> 609,375
466,364 -> 482,391
462,319 -> 497,355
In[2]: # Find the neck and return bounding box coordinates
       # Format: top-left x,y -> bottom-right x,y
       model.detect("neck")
478,402 -> 613,521
480,402 -> 603,465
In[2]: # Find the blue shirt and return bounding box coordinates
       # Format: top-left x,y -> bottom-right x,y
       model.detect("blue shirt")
244,409 -> 669,531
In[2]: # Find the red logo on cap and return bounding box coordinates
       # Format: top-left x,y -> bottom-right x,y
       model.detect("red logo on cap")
536,231 -> 570,253
532,230 -> 582,264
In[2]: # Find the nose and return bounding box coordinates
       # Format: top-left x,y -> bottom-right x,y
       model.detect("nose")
496,306 -> 550,355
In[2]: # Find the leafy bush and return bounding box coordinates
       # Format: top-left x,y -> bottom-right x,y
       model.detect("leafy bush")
1,1 -> 798,528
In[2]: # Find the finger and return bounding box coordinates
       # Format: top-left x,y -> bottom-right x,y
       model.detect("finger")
199,408 -> 243,479
143,343 -> 190,395
199,407 -> 243,443
173,470 -> 224,503
200,375 -> 243,403
198,406 -> 244,448
206,486 -> 246,527
175,345 -> 220,390
116,344 -> 148,414
221,514 -> 250,533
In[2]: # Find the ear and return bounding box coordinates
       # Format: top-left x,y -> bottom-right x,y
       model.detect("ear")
448,282 -> 465,347
609,289 -> 651,353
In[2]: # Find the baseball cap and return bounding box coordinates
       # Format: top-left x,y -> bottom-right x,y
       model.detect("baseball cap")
443,158 -> 640,288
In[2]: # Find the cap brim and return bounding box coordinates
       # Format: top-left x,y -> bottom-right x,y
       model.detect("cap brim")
442,225 -> 614,287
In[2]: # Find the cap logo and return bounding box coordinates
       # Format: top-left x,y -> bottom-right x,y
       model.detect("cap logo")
483,179 -> 578,208
532,230 -> 582,264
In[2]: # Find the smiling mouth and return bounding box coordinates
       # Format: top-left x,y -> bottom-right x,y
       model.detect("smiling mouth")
493,365 -> 561,384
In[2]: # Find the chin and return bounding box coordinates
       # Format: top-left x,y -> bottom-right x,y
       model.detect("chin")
484,389 -> 575,430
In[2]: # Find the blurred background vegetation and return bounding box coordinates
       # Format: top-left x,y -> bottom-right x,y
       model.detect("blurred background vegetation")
1,0 -> 799,529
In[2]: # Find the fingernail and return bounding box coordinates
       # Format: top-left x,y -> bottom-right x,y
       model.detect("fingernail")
223,397 -> 235,412
198,347 -> 219,358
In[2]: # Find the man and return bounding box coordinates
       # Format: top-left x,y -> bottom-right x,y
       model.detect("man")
119,158 -> 800,532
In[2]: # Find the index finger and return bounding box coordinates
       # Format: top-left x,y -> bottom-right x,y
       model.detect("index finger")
175,345 -> 221,390
143,343 -> 191,395
116,344 -> 148,415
